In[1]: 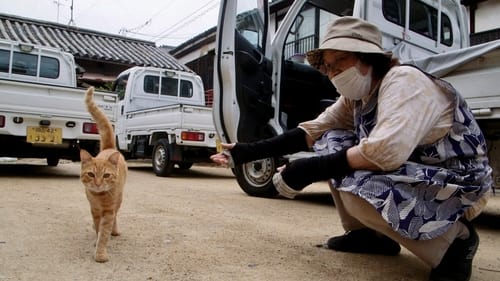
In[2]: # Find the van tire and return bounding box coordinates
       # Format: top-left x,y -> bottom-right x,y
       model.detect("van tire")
152,139 -> 174,177
234,157 -> 278,198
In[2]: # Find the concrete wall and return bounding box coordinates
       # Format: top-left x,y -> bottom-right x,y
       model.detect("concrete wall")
475,0 -> 500,32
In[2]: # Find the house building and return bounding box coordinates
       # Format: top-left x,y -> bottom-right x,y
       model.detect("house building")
169,0 -> 500,92
0,13 -> 192,89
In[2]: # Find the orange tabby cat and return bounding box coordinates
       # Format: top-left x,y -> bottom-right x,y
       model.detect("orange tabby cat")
80,87 -> 127,263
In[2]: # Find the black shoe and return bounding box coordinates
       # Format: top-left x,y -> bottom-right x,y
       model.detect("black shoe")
322,228 -> 401,256
429,219 -> 479,281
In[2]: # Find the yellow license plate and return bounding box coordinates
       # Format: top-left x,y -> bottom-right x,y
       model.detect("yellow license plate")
26,127 -> 62,144
216,138 -> 223,152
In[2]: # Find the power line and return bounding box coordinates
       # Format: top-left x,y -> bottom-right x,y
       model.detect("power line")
119,1 -> 177,36
119,19 -> 151,35
150,0 -> 219,42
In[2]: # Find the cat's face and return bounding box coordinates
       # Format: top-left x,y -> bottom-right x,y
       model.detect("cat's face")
80,150 -> 120,194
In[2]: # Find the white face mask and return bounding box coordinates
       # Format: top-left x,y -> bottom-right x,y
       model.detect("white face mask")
330,64 -> 372,100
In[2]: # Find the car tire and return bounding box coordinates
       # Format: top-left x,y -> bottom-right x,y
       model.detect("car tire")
233,157 -> 278,198
152,139 -> 174,177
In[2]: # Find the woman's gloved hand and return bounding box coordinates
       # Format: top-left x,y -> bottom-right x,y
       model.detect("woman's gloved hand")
273,149 -> 351,198
210,128 -> 309,166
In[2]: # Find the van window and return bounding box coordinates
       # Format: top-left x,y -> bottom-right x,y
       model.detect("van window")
0,50 -> 9,72
39,56 -> 59,78
144,75 -> 179,97
383,0 -> 453,46
160,77 -> 178,96
144,75 -> 160,94
0,49 -> 60,78
180,80 -> 193,98
12,52 -> 37,76
283,1 -> 355,60
113,74 -> 129,100
236,1 -> 266,51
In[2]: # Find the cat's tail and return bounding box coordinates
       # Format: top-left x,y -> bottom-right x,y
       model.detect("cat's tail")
85,87 -> 116,150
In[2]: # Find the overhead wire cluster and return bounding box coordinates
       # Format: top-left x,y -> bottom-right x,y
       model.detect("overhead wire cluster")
119,0 -> 220,45
151,0 -> 220,43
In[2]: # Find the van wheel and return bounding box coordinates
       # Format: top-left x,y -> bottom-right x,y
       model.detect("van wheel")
152,139 -> 174,177
234,157 -> 278,198
47,157 -> 59,167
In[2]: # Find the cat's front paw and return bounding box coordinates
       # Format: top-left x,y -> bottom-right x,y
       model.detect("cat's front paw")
94,250 -> 109,263
111,230 -> 121,236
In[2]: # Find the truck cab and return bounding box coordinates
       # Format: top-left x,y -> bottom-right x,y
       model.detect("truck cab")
0,39 -> 77,87
213,0 -> 470,197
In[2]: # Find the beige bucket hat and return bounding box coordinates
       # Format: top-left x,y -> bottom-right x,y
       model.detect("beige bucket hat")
306,16 -> 389,69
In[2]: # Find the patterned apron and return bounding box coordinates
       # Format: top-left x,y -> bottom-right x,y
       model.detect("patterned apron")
314,67 -> 492,240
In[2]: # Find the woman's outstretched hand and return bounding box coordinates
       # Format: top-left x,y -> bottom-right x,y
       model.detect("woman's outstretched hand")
210,143 -> 236,166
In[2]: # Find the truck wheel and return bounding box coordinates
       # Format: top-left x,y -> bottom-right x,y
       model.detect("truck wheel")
47,157 -> 60,167
234,157 -> 278,198
152,139 -> 174,177
177,162 -> 193,170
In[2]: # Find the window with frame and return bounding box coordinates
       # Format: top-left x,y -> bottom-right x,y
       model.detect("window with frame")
0,50 -> 9,72
382,0 -> 453,46
283,1 -> 355,60
143,75 -> 179,97
144,75 -> 160,94
160,77 -> 178,96
114,74 -> 129,100
0,50 -> 60,78
12,52 -> 38,76
180,80 -> 193,98
39,56 -> 59,78
236,0 -> 266,51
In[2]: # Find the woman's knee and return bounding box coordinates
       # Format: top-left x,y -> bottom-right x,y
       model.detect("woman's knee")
337,191 -> 387,229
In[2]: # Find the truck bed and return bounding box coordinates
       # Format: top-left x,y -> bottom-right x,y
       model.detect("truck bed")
124,104 -> 216,148
0,79 -> 117,140
408,40 -> 500,119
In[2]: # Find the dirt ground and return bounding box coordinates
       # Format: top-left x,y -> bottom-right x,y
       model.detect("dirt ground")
0,159 -> 499,281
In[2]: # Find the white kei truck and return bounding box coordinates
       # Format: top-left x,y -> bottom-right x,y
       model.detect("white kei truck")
0,39 -> 216,174
112,66 -> 217,176
213,0 -> 500,197
0,39 -> 117,166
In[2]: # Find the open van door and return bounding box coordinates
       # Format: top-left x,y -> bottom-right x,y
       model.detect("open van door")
214,0 -> 343,197
213,0 -> 280,197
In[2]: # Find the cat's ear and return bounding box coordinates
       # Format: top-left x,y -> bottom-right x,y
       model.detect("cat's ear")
80,149 -> 93,164
108,151 -> 121,165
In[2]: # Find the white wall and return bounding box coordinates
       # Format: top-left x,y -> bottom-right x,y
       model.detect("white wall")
475,0 -> 500,32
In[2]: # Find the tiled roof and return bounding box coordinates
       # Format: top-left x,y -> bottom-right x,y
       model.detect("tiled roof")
0,13 -> 192,72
